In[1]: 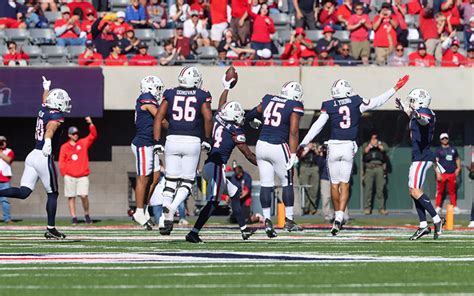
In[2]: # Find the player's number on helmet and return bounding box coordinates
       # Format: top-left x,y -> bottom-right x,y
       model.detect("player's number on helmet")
172,96 -> 197,121
263,102 -> 284,127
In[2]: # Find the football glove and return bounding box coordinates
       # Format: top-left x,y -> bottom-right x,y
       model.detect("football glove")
285,153 -> 298,171
42,76 -> 51,91
296,144 -> 306,158
42,138 -> 52,157
221,74 -> 235,90
394,74 -> 409,91
201,140 -> 212,153
249,118 -> 262,129
153,144 -> 165,155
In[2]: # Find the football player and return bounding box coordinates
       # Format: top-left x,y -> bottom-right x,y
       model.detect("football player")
246,82 -> 305,238
0,76 -> 71,239
153,66 -> 213,235
131,75 -> 165,230
185,72 -> 258,243
299,75 -> 409,235
395,89 -> 444,240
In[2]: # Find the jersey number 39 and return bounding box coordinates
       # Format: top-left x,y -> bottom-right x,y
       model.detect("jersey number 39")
172,96 -> 197,121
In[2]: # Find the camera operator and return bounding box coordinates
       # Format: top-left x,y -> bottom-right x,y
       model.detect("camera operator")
362,133 -> 389,215
298,142 -> 320,215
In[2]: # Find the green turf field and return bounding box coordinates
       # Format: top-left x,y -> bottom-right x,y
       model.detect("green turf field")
0,218 -> 473,295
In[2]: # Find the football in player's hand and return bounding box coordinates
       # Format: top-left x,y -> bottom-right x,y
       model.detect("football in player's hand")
225,66 -> 238,89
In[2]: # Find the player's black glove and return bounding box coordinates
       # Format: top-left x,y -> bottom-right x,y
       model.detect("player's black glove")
201,139 -> 212,153
153,144 -> 165,155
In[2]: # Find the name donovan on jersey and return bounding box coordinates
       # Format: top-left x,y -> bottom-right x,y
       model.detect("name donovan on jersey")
176,89 -> 198,96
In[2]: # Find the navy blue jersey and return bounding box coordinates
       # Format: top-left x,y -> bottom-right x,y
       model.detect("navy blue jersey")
206,115 -> 246,165
163,87 -> 212,138
259,94 -> 304,144
34,104 -> 64,152
435,146 -> 458,174
132,93 -> 158,147
321,95 -> 365,141
410,108 -> 436,162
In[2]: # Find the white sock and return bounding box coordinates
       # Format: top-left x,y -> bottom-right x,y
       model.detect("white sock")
420,221 -> 428,228
285,207 -> 294,220
191,227 -> 200,234
170,187 -> 189,212
335,211 -> 344,222
135,207 -> 144,215
240,225 -> 247,231
433,215 -> 441,223
262,208 -> 271,220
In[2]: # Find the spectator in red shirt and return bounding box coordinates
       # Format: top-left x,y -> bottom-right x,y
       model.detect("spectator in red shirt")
313,45 -> 336,66
230,0 -> 251,46
336,0 -> 353,28
392,0 -> 409,47
105,41 -> 128,66
0,135 -> 14,224
442,38 -> 467,66
248,4 -> 275,52
59,118 -> 98,225
81,8 -> 96,40
441,0 -> 461,30
409,42 -> 436,66
348,3 -> 372,64
0,0 -> 27,29
210,0 -> 229,47
130,42 -> 158,66
373,3 -> 398,65
466,43 -> 474,66
282,27 -> 316,65
111,11 -> 133,39
174,24 -> 194,59
407,0 -> 422,15
3,41 -> 29,66
67,0 -> 97,21
420,7 -> 443,61
78,40 -> 103,66
319,1 -> 339,29
147,0 -> 168,29
54,6 -> 85,46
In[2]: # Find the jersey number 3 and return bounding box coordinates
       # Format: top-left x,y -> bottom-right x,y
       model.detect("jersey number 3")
263,102 -> 284,127
339,106 -> 351,129
172,96 -> 197,121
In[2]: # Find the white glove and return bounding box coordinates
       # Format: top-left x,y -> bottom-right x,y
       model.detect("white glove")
221,74 -> 235,90
249,118 -> 262,129
153,144 -> 165,155
201,141 -> 212,153
42,138 -> 52,157
42,76 -> 51,91
285,153 -> 298,170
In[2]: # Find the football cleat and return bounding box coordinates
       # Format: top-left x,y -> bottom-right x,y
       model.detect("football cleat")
331,220 -> 342,236
159,220 -> 173,235
241,227 -> 257,240
185,231 -> 203,244
85,215 -> 92,225
409,226 -> 431,240
71,217 -> 78,225
283,218 -> 303,232
264,219 -> 278,238
44,228 -> 66,240
433,218 -> 445,240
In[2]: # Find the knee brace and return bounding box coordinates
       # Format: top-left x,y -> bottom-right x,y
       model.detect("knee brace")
163,177 -> 179,198
178,178 -> 194,197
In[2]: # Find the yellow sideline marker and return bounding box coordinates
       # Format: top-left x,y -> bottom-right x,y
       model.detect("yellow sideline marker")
446,204 -> 454,230
277,202 -> 285,228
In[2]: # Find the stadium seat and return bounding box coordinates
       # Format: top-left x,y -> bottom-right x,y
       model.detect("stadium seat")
29,29 -> 56,45
22,45 -> 42,65
41,45 -> 68,65
148,46 -> 165,58
334,30 -> 350,42
67,45 -> 86,63
271,13 -> 290,30
196,46 -> 218,64
111,0 -> 130,11
407,28 -> 422,44
305,30 -> 323,42
405,15 -> 416,28
278,29 -> 291,44
155,29 -> 175,44
404,47 -> 416,56
134,29 -> 156,44
0,45 -> 8,56
4,29 -> 30,43
44,11 -> 62,25
456,31 -> 464,44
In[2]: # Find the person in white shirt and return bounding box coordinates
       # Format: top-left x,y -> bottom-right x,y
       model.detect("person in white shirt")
0,136 -> 14,224
183,10 -> 210,47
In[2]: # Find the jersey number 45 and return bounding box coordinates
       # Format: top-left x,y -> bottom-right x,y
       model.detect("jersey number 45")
263,102 -> 284,127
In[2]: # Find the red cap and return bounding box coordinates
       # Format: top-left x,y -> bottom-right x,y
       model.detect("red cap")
451,39 -> 460,47
323,25 -> 334,33
295,27 -> 305,36
86,8 -> 94,15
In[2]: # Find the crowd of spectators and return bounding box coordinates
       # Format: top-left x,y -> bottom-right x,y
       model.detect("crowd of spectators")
1,0 -> 473,67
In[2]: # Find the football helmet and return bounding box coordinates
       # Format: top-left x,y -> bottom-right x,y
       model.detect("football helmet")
280,81 -> 303,101
178,66 -> 203,88
331,79 -> 354,99
45,88 -> 72,113
140,75 -> 164,99
407,88 -> 431,109
219,101 -> 245,126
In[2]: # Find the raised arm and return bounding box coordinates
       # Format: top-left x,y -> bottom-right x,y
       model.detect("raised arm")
300,113 -> 329,146
359,75 -> 409,113
42,76 -> 51,103
237,143 -> 257,166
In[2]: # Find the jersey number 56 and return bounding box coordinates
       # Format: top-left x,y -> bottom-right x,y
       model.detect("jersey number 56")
172,96 -> 197,122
